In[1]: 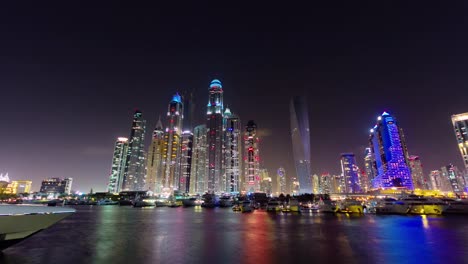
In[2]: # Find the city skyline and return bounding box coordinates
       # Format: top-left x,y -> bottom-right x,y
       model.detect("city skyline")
1,3 -> 468,192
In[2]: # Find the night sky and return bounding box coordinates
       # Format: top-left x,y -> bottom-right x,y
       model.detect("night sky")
1,2 -> 467,192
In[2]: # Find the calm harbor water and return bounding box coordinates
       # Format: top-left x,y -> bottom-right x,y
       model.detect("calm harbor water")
2,206 -> 468,264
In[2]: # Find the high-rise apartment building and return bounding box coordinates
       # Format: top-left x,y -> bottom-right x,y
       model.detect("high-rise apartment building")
179,131 -> 193,193
451,113 -> 468,172
364,147 -> 376,190
190,125 -> 208,194
206,79 -> 224,193
369,112 -> 413,190
277,167 -> 287,194
429,170 -> 452,192
122,110 -> 147,191
340,153 -> 361,193
320,173 -> 331,194
108,137 -> 129,193
408,155 -> 427,190
290,96 -> 312,194
244,120 -> 261,192
162,94 -> 184,194
312,174 -> 320,194
441,164 -> 464,193
146,119 -> 165,193
224,108 -> 242,193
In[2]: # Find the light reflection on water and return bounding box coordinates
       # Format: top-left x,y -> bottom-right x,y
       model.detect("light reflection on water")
2,207 -> 468,264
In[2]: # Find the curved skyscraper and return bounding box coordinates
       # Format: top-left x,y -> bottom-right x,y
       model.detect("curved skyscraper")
122,110 -> 147,191
289,96 -> 312,194
206,79 -> 224,193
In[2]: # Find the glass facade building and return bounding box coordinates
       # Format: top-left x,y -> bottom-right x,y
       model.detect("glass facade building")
146,118 -> 165,194
190,125 -> 208,194
122,110 -> 147,191
451,113 -> 468,172
206,79 -> 224,193
244,120 -> 261,193
108,137 -> 129,193
340,153 -> 361,193
224,108 -> 242,193
290,96 -> 312,194
369,112 -> 413,190
162,94 -> 184,194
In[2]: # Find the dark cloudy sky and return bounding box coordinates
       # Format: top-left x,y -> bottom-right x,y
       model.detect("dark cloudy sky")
1,2 -> 467,192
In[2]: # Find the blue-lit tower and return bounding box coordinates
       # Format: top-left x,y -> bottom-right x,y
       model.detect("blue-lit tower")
290,96 -> 312,194
206,79 -> 224,193
369,112 -> 413,190
162,93 -> 184,194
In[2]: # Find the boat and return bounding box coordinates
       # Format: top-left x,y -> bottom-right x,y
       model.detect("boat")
166,195 -> 182,207
201,193 -> 218,208
97,199 -> 119,205
318,199 -> 338,213
240,200 -> 253,213
400,196 -> 446,215
232,202 -> 242,212
133,198 -> 156,208
287,199 -> 301,212
375,198 -> 408,215
266,200 -> 282,212
441,199 -> 468,214
219,196 -> 233,207
182,197 -> 197,207
0,204 -> 75,250
337,199 -> 363,214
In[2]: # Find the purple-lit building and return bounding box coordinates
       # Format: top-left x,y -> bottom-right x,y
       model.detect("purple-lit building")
369,112 -> 413,190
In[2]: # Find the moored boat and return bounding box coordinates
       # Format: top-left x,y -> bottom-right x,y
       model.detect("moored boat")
337,199 -> 363,214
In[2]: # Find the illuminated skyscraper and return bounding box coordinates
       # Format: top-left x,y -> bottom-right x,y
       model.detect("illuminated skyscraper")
312,174 -> 320,194
290,96 -> 312,194
320,173 -> 331,194
122,110 -> 147,191
162,93 -> 184,193
291,176 -> 300,194
369,112 -> 413,190
364,147 -> 376,190
429,169 -> 452,192
244,120 -> 261,192
206,79 -> 224,193
451,113 -> 468,172
224,108 -> 242,193
190,124 -> 208,194
408,155 -> 427,190
340,153 -> 361,193
108,137 -> 129,193
146,118 -> 165,193
441,164 -> 464,193
277,167 -> 286,194
179,131 -> 193,193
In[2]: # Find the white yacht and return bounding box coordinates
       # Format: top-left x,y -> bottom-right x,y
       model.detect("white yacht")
219,196 -> 233,207
337,199 -> 364,214
375,198 -> 409,215
400,196 -> 446,215
0,204 -> 75,250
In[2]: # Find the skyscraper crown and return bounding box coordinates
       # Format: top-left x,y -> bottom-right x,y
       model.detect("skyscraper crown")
210,79 -> 222,89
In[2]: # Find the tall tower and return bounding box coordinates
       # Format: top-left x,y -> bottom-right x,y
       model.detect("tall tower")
290,96 -> 312,194
122,110 -> 146,191
146,118 -> 165,193
408,155 -> 426,190
244,120 -> 261,192
162,93 -> 184,194
107,137 -> 128,193
369,111 -> 413,190
179,131 -> 193,193
320,173 -> 331,194
224,108 -> 242,193
441,164 -> 464,193
451,113 -> 468,172
190,124 -> 208,194
277,167 -> 286,194
340,153 -> 361,193
364,147 -> 376,190
206,79 -> 224,193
